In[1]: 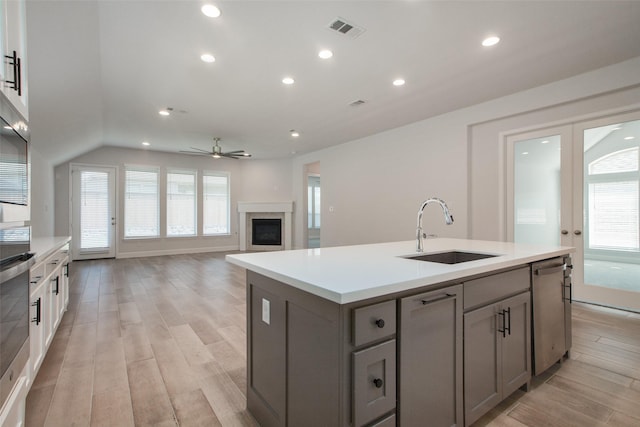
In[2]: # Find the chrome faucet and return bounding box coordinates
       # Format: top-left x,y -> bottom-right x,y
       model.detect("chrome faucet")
416,198 -> 454,252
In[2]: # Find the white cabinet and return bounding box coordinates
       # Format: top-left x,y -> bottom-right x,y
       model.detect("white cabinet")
29,241 -> 70,383
0,0 -> 28,118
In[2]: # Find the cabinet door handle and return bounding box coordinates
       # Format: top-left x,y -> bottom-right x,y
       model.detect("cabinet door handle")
505,307 -> 511,336
373,378 -> 383,388
375,319 -> 385,328
4,50 -> 22,95
52,276 -> 59,295
64,263 -> 70,277
31,297 -> 41,325
497,310 -> 506,337
30,275 -> 43,284
421,293 -> 455,306
535,264 -> 565,275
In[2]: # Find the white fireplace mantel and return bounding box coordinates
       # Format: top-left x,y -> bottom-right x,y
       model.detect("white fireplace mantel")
238,201 -> 294,251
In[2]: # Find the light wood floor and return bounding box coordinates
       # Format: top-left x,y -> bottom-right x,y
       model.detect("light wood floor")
24,253 -> 640,426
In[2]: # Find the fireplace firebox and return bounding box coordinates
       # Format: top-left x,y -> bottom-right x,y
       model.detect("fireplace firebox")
252,219 -> 282,246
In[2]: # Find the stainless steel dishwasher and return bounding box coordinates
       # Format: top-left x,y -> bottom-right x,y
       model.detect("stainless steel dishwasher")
531,256 -> 572,375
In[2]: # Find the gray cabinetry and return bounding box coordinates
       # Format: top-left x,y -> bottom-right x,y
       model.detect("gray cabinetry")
464,288 -> 531,426
398,284 -> 463,427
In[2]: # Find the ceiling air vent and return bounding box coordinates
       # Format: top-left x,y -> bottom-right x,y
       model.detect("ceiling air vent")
328,17 -> 365,38
349,99 -> 366,107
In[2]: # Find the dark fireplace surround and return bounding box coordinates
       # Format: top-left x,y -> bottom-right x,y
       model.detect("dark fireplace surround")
251,218 -> 282,246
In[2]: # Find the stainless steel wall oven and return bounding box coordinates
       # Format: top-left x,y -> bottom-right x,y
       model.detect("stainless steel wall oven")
0,225 -> 33,408
0,91 -> 30,223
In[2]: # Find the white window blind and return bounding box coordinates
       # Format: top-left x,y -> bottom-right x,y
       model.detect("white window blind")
589,147 -> 638,175
125,167 -> 159,238
80,170 -> 109,249
167,170 -> 196,236
588,181 -> 639,251
203,173 -> 229,235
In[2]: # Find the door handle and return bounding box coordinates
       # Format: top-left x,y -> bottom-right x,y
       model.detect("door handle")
574,230 -> 582,235
561,230 -> 569,235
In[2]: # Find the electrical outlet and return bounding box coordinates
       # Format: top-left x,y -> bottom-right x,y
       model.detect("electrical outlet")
262,298 -> 270,325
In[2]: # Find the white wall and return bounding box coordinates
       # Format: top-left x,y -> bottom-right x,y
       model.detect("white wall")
54,146 -> 292,257
30,148 -> 55,237
291,57 -> 640,249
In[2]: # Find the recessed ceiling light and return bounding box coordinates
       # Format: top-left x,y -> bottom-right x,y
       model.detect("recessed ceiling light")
541,140 -> 550,144
282,77 -> 295,85
624,136 -> 635,140
393,78 -> 405,86
522,152 -> 529,155
318,49 -> 333,59
201,4 -> 221,18
482,36 -> 500,47
142,141 -> 150,146
200,53 -> 215,63
290,130 -> 300,138
159,109 -> 171,116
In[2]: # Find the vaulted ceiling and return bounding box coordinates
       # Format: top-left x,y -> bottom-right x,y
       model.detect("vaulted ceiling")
25,1 -> 640,165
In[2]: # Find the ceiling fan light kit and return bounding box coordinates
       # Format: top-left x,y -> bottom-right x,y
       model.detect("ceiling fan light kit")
179,137 -> 251,159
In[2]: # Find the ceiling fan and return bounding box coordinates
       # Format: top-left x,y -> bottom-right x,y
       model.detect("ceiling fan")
179,137 -> 251,159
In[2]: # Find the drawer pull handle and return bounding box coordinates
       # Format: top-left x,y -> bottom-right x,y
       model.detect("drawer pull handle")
421,293 -> 455,305
535,264 -> 565,275
375,319 -> 385,328
373,378 -> 383,388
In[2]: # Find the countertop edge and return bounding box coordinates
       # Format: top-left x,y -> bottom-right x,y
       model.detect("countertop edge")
31,236 -> 71,263
226,240 -> 574,304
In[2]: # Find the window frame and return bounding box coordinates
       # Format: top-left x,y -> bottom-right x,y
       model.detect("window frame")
166,168 -> 198,238
123,165 -> 160,239
202,171 -> 231,236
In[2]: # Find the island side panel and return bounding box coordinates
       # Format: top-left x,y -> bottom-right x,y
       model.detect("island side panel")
247,271 -> 344,427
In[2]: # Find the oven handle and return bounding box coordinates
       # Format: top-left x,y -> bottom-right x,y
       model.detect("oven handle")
0,253 -> 36,283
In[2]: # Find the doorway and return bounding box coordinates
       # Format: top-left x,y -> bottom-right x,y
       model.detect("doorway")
507,111 -> 640,312
305,162 -> 321,248
70,165 -> 117,260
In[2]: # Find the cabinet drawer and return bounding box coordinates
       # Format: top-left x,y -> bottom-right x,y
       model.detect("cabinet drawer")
353,300 -> 396,346
464,267 -> 530,311
353,339 -> 396,427
30,263 -> 45,292
44,250 -> 65,277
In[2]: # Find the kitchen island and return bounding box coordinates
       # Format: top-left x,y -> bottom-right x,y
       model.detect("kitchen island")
226,238 -> 574,427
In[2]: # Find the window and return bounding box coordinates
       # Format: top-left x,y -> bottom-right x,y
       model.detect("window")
203,172 -> 230,235
124,167 -> 159,238
587,147 -> 639,252
167,170 -> 196,236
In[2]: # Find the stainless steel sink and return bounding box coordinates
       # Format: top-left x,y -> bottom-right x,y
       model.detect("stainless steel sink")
403,251 -> 499,264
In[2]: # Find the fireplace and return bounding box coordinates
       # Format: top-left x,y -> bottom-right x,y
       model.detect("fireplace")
252,219 -> 282,246
237,201 -> 293,251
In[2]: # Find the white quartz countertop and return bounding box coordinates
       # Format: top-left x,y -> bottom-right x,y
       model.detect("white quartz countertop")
31,236 -> 71,262
226,238 -> 574,304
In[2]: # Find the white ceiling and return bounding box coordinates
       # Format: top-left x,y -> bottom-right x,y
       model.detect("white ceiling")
25,1 -> 640,165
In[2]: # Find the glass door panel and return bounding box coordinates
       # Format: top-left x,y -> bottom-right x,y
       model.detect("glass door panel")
506,126 -> 573,250
576,114 -> 640,311
71,165 -> 116,260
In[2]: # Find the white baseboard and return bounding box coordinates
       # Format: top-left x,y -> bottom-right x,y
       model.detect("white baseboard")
116,245 -> 240,259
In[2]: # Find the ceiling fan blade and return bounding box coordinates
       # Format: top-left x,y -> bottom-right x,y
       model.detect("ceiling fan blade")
179,150 -> 209,155
188,147 -> 212,153
223,150 -> 245,154
220,153 -> 240,159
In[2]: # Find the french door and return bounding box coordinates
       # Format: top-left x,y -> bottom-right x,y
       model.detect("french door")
507,111 -> 640,312
71,165 -> 117,260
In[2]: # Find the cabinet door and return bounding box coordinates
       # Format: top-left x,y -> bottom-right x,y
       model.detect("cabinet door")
399,284 -> 463,427
29,286 -> 46,376
1,0 -> 28,117
464,302 -> 502,426
500,292 -> 531,397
